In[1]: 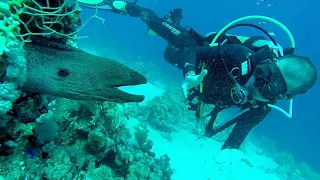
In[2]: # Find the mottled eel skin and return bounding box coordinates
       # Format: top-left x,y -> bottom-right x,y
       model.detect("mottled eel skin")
22,42 -> 147,103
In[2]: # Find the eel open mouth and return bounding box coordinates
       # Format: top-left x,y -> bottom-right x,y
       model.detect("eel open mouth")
109,74 -> 147,103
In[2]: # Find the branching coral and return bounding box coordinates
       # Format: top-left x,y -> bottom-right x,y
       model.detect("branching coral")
1,0 -> 105,55
17,0 -> 105,42
16,0 -> 83,43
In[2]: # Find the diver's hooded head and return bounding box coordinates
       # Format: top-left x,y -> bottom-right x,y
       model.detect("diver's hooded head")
277,55 -> 317,96
250,55 -> 318,101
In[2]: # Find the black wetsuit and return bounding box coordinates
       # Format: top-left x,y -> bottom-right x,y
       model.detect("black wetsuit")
122,4 -> 285,149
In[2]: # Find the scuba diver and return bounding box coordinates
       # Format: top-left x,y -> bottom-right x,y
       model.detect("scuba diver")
78,0 -> 318,149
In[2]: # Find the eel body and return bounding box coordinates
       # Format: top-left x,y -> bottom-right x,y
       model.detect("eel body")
22,43 -> 147,103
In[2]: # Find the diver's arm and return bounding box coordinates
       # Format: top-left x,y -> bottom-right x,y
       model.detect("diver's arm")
181,43 -> 255,97
163,44 -> 184,68
181,47 -> 197,76
110,1 -> 207,48
181,44 -> 254,77
112,2 -> 200,49
162,44 -> 198,76
180,46 -> 209,97
180,43 -> 253,97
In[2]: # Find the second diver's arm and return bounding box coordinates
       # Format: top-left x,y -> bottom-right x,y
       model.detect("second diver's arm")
114,2 -> 200,50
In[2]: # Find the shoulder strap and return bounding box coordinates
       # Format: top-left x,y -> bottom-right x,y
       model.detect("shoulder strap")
242,36 -> 266,50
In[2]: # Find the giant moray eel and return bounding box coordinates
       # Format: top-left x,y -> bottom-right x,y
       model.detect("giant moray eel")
22,41 -> 147,103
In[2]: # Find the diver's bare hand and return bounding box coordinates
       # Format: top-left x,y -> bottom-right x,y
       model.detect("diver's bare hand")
181,69 -> 208,98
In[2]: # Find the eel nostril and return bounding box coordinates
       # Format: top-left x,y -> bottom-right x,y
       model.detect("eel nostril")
58,68 -> 70,77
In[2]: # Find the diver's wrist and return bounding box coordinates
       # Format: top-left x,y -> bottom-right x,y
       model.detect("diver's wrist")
185,71 -> 195,79
183,62 -> 195,78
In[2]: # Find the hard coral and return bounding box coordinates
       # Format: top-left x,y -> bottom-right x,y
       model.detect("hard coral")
87,128 -> 107,154
0,5 -> 20,55
140,88 -> 189,133
1,0 -> 24,39
0,46 -> 26,117
34,111 -> 58,143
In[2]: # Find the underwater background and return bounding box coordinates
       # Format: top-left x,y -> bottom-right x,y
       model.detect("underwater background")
0,0 -> 319,179
78,0 -> 320,174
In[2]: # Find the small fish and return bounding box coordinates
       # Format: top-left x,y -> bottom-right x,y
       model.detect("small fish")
268,32 -> 276,36
27,149 -> 35,157
4,140 -> 16,147
259,21 -> 266,25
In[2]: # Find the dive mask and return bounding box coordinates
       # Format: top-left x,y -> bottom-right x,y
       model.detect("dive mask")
253,61 -> 288,100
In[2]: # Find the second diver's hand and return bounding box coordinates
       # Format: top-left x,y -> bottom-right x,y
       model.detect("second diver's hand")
181,69 -> 208,98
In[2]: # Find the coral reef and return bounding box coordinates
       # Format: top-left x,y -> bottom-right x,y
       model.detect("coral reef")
0,0 -> 22,55
138,88 -> 195,133
0,1 -> 173,179
0,99 -> 174,179
256,136 -> 320,180
0,0 -> 83,127
0,45 -> 26,120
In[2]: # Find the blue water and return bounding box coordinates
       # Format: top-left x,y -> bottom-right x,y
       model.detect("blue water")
78,0 -> 320,173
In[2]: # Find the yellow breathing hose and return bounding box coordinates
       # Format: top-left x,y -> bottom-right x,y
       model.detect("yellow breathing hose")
209,15 -> 295,49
